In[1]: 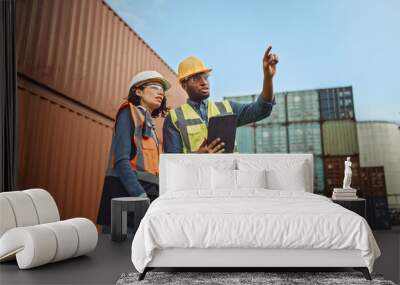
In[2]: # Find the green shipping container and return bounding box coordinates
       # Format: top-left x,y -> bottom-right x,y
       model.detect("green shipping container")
224,94 -> 255,104
236,126 -> 255,153
288,122 -> 322,155
255,124 -> 288,153
258,92 -> 287,124
322,120 -> 359,156
287,90 -> 320,122
314,156 -> 325,194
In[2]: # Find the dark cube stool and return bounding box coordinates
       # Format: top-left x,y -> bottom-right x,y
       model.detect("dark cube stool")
111,197 -> 150,242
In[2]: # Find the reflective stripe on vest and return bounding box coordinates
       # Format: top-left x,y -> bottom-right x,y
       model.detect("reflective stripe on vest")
170,100 -> 233,153
109,101 -> 160,183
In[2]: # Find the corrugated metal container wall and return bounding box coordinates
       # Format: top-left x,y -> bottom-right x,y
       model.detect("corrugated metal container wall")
319,86 -> 355,121
17,82 -> 113,222
366,197 -> 391,230
15,0 -> 187,223
358,167 -> 392,230
257,92 -> 286,124
236,126 -> 256,153
322,120 -> 359,156
257,92 -> 286,125
224,94 -> 255,104
286,90 -> 319,122
314,156 -> 325,194
324,155 -> 361,196
359,167 -> 387,198
288,122 -> 322,155
357,122 -> 400,208
16,0 -> 187,119
255,124 -> 288,153
225,93 -> 286,125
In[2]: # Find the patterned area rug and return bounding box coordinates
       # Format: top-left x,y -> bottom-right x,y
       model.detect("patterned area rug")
116,271 -> 396,285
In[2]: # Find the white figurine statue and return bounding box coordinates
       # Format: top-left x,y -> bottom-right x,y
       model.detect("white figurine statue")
342,157 -> 353,189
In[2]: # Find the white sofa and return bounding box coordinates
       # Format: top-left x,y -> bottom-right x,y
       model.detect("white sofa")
0,189 -> 98,269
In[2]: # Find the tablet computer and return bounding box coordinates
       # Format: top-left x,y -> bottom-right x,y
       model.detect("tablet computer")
207,114 -> 238,153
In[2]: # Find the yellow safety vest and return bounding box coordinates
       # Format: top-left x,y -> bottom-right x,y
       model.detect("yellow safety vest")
169,100 -> 233,153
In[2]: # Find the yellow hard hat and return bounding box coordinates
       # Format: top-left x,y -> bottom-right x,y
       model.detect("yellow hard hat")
178,56 -> 212,82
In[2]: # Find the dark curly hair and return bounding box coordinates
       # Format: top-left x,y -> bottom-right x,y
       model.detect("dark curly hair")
127,86 -> 169,118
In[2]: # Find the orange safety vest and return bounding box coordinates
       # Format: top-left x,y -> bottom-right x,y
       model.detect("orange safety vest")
115,101 -> 162,178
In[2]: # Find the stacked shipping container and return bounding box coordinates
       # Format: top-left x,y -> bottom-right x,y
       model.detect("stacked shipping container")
16,0 -> 187,224
358,167 -> 391,229
226,86 -> 392,229
286,90 -> 324,194
234,94 -> 256,153
225,89 -> 326,194
357,121 -> 400,226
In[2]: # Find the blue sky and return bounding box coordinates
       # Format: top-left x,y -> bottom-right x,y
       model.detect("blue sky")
106,0 -> 400,122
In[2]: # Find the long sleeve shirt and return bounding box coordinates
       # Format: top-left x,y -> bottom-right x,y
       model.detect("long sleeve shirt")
163,94 -> 275,153
112,107 -> 150,197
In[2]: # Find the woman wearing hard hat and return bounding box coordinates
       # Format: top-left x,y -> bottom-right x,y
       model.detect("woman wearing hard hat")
97,70 -> 170,231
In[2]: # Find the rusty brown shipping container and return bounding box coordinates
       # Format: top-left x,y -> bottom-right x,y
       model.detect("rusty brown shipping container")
16,0 -> 187,223
324,155 -> 361,196
359,166 -> 387,198
16,0 -> 187,118
17,79 -> 114,222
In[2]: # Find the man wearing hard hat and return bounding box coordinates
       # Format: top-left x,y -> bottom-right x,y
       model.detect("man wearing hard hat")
163,46 -> 278,153
97,71 -> 170,231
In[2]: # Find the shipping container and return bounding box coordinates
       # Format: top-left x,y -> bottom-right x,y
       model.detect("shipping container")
319,86 -> 355,120
357,121 -> 400,208
257,92 -> 287,124
255,124 -> 288,153
288,122 -> 322,155
314,156 -> 325,194
359,167 -> 387,198
16,0 -> 187,119
366,197 -> 391,230
225,92 -> 286,124
324,155 -> 361,196
17,82 -> 113,222
236,125 -> 256,153
322,120 -> 359,156
286,90 -> 319,122
224,94 -> 255,104
15,0 -> 187,225
390,207 -> 400,226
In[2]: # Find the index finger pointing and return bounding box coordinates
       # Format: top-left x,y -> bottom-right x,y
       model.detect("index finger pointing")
264,45 -> 272,60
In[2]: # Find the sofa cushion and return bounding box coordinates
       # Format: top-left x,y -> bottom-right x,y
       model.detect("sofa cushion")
0,218 -> 98,269
0,196 -> 17,237
0,189 -> 98,269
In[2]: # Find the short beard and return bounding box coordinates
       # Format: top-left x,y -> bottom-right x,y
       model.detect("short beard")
182,82 -> 210,102
189,92 -> 210,102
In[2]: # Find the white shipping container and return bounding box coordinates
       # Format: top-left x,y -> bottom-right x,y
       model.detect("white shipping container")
357,121 -> 400,208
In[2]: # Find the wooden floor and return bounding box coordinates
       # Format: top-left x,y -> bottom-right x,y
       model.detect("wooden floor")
1,230 -> 399,284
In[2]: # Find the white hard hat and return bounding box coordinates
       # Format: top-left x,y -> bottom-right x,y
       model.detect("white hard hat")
128,70 -> 171,93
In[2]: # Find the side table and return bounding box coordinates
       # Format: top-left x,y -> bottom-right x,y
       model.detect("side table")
111,197 -> 150,242
331,198 -> 366,218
